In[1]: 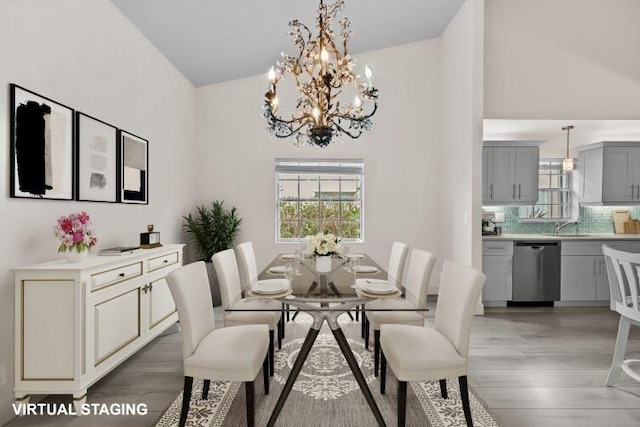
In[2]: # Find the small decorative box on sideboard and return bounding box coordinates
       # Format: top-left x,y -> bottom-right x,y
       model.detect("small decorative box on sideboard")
13,244 -> 185,411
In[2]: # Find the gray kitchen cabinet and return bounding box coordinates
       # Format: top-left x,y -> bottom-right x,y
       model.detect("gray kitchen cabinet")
561,255 -> 599,301
561,240 -> 634,302
577,142 -> 640,204
482,241 -> 513,305
483,143 -> 539,205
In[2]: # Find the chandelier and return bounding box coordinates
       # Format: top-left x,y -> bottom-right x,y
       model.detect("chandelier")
262,0 -> 379,148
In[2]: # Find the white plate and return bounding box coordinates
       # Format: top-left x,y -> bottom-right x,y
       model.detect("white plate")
352,265 -> 379,273
279,253 -> 296,260
345,253 -> 366,260
357,280 -> 397,294
268,265 -> 287,274
252,279 -> 289,294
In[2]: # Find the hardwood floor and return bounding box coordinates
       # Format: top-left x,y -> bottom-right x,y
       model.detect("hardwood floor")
467,306 -> 640,426
5,306 -> 640,426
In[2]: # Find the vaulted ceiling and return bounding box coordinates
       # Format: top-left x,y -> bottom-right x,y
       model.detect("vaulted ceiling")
110,0 -> 465,86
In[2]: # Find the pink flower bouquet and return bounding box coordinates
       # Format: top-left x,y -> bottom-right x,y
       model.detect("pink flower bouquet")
53,211 -> 98,253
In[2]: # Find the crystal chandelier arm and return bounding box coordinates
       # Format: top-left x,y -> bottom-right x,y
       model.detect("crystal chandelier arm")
333,101 -> 378,121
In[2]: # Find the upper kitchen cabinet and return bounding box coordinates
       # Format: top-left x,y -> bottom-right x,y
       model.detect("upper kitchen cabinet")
483,142 -> 540,205
577,142 -> 640,204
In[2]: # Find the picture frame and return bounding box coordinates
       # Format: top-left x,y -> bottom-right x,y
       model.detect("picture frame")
119,130 -> 148,204
75,112 -> 118,202
10,84 -> 74,200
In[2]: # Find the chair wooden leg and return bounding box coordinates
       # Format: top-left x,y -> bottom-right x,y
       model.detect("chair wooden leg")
374,329 -> 380,377
398,380 -> 407,427
179,376 -> 193,427
286,303 -> 290,322
202,379 -> 210,400
263,356 -> 269,395
439,379 -> 448,399
364,316 -> 370,350
607,316 -> 631,386
245,381 -> 255,427
380,350 -> 387,394
459,375 -> 473,427
269,330 -> 275,377
277,319 -> 283,350
361,306 -> 366,338
355,304 -> 359,321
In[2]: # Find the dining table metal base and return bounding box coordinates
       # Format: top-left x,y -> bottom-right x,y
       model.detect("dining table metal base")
266,301 -> 386,427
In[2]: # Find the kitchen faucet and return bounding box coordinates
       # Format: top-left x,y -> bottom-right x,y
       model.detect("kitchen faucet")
553,218 -> 580,235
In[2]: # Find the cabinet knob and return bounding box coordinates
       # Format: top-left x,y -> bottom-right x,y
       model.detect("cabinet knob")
118,273 -> 125,278
163,259 -> 168,264
149,283 -> 153,291
142,284 -> 149,293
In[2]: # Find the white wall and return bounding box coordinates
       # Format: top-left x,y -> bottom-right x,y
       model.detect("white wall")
439,0 -> 485,274
0,0 -> 197,423
485,0 -> 640,119
196,40 -> 443,277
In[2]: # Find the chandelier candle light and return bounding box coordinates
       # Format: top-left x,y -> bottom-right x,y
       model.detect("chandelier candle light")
262,0 -> 379,148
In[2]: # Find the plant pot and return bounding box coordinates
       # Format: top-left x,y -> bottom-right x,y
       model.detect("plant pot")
315,255 -> 332,273
205,261 -> 222,307
64,249 -> 89,263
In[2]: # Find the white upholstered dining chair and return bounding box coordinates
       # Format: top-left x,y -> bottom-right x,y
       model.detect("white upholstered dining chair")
360,241 -> 409,339
213,248 -> 282,376
166,262 -> 269,427
601,245 -> 640,385
380,260 -> 486,427
364,248 -> 436,376
236,241 -> 286,344
388,241 -> 410,285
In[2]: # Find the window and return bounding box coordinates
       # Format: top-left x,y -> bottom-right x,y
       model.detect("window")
276,159 -> 364,242
520,158 -> 571,220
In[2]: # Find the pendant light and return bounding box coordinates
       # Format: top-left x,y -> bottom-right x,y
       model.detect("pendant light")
562,125 -> 575,172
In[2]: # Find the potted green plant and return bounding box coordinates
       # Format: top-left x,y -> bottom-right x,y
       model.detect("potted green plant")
183,200 -> 242,306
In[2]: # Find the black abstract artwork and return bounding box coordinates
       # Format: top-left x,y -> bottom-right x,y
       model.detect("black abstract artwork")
119,130 -> 148,204
10,84 -> 74,200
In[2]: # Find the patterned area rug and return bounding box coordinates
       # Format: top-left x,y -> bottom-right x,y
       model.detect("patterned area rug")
156,314 -> 500,427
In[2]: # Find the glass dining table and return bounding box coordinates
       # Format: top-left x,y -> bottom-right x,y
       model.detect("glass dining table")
227,253 -> 427,427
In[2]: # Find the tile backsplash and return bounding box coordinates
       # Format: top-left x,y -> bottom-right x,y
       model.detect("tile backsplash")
483,206 -> 640,234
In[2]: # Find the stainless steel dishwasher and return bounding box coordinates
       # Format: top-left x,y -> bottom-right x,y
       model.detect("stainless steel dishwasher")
511,241 -> 561,304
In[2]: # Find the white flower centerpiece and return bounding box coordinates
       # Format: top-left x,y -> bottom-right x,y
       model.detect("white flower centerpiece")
307,232 -> 344,272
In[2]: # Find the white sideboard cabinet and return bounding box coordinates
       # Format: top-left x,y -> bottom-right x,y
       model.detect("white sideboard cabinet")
13,244 -> 184,410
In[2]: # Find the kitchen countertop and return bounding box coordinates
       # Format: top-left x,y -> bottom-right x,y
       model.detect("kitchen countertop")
482,233 -> 640,241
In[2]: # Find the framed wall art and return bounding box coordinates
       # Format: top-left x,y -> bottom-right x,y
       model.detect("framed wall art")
75,112 -> 118,202
10,84 -> 74,200
119,130 -> 148,204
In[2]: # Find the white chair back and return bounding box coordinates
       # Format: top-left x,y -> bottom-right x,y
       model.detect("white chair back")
388,241 -> 409,284
603,245 -> 627,311
601,245 -> 640,320
403,249 -> 436,305
212,249 -> 243,309
166,262 -> 216,360
434,261 -> 486,357
236,241 -> 258,289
